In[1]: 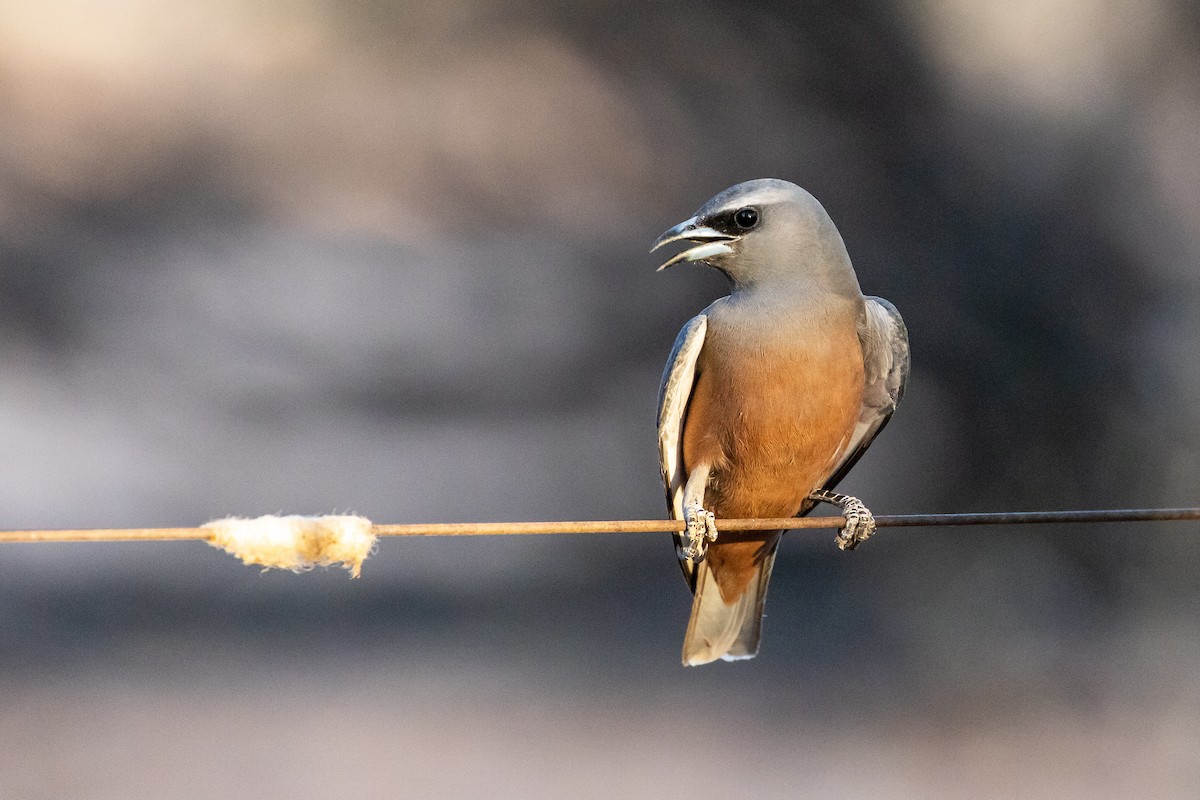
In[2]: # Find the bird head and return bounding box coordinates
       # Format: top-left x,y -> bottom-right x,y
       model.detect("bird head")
652,178 -> 857,292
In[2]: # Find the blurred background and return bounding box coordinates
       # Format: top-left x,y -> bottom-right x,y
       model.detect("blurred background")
1,0 -> 1199,796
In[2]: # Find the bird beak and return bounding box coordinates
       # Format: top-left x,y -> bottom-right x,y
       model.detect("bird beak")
651,216 -> 736,271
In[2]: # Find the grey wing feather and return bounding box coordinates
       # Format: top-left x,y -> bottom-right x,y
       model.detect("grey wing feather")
821,296 -> 909,492
657,314 -> 707,586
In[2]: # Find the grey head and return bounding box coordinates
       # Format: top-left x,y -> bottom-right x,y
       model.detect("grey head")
652,178 -> 860,295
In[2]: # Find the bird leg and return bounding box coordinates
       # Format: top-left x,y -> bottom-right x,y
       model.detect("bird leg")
681,466 -> 718,562
808,489 -> 877,551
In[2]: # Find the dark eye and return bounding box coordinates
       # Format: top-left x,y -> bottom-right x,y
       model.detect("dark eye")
734,207 -> 759,229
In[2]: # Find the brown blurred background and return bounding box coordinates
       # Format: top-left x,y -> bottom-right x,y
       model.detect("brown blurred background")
1,0 -> 1199,796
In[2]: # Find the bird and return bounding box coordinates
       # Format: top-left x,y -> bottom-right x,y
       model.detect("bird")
653,179 -> 909,666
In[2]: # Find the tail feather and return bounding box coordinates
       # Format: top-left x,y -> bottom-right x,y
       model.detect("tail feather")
681,547 -> 778,666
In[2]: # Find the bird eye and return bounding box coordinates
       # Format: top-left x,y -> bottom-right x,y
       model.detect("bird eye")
734,207 -> 759,229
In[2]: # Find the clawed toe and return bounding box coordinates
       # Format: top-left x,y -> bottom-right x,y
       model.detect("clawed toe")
834,496 -> 876,551
808,489 -> 877,551
681,504 -> 718,562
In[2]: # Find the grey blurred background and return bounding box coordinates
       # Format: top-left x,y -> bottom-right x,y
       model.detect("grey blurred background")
1,0 -> 1199,796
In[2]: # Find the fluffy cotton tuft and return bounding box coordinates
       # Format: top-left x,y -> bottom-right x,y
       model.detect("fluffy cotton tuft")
204,514 -> 376,577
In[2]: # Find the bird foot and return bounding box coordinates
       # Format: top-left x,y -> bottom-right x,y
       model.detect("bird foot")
681,504 -> 718,562
808,489 -> 877,551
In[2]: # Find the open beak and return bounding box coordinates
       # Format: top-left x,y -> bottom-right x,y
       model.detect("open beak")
651,216 -> 737,271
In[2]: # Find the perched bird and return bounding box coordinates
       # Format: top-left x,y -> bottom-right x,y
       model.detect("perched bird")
653,179 -> 909,666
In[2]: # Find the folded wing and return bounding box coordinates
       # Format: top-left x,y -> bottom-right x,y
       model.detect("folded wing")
656,314 -> 708,588
822,296 -> 910,492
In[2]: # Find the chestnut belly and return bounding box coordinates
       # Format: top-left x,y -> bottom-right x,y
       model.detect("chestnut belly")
682,333 -> 865,520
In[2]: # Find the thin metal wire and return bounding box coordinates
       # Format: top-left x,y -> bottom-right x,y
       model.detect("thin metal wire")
1,507 -> 1199,544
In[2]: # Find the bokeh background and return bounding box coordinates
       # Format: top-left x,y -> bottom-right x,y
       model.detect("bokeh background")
2,0 -> 1199,796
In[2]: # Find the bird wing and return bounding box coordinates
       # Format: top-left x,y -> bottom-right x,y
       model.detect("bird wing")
657,313 -> 708,584
821,296 -> 910,492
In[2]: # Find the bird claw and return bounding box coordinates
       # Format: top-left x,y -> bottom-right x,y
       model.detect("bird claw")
681,504 -> 718,562
835,495 -> 876,551
808,489 -> 877,551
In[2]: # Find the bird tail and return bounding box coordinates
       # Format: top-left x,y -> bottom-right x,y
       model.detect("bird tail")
681,542 -> 778,666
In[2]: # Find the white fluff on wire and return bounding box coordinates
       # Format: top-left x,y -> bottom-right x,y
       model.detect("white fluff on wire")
203,515 -> 377,578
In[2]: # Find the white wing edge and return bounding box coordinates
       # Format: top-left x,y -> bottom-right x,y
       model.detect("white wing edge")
656,314 -> 708,580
